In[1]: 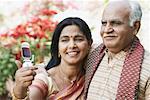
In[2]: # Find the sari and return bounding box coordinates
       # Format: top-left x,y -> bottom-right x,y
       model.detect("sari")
30,73 -> 85,100
48,76 -> 84,100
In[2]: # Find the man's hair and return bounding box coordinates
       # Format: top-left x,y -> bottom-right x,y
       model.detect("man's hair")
128,1 -> 142,26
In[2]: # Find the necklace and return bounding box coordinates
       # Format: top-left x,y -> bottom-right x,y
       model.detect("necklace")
56,66 -> 84,90
59,66 -> 83,84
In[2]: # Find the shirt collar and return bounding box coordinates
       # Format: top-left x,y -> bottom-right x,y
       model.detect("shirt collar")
105,49 -> 126,61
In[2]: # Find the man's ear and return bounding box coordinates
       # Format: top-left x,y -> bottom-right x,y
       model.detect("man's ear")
133,21 -> 141,35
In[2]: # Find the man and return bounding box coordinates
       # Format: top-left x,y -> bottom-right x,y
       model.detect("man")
84,0 -> 150,100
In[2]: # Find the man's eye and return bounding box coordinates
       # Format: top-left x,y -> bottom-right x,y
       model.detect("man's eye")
112,21 -> 122,26
101,21 -> 107,26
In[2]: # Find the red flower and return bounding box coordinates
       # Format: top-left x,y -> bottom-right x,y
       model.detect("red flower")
20,39 -> 26,43
40,9 -> 57,16
29,17 -> 41,24
0,33 -> 8,37
16,25 -> 27,35
9,25 -> 28,38
15,51 -> 22,60
36,43 -> 40,48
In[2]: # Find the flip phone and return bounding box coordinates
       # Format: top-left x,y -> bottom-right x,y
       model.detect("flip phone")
21,42 -> 33,67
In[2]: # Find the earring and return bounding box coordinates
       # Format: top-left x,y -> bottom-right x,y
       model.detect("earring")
58,53 -> 61,58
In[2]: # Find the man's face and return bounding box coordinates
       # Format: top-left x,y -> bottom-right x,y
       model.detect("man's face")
100,2 -> 135,53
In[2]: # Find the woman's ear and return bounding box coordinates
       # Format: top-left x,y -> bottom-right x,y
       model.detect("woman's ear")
89,39 -> 93,46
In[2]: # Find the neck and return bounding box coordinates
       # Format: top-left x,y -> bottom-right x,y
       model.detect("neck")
58,63 -> 84,81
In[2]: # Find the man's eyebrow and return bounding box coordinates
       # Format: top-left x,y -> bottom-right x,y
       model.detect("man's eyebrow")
101,20 -> 106,22
101,19 -> 123,23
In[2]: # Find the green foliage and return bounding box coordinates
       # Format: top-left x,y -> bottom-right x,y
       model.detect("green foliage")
0,46 -> 17,95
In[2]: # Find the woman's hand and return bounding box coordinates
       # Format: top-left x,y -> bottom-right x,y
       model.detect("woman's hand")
13,60 -> 37,99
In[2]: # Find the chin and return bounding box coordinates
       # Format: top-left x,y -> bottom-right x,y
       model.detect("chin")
104,41 -> 117,47
68,61 -> 81,65
105,44 -> 115,48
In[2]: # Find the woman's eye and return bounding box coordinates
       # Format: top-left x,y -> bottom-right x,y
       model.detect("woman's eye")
75,38 -> 84,42
60,39 -> 69,42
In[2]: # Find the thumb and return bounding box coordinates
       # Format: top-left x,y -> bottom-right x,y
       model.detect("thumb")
15,60 -> 22,69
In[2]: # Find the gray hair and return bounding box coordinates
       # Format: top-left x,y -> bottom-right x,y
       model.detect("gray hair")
128,1 -> 142,26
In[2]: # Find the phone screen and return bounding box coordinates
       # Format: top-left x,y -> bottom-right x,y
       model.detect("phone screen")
22,47 -> 31,58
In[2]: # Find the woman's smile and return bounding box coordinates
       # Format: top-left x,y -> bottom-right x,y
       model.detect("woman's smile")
66,51 -> 80,57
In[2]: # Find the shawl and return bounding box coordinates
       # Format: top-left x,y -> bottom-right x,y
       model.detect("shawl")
84,37 -> 144,100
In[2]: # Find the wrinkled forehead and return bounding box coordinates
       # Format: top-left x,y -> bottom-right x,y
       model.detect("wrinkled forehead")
104,1 -> 130,14
102,1 -> 130,20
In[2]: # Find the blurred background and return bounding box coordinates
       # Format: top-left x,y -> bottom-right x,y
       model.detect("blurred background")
0,0 -> 149,99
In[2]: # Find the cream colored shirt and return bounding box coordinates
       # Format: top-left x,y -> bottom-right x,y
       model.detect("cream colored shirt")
87,50 -> 150,100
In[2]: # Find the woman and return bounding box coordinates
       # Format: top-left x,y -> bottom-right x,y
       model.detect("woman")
12,17 -> 93,100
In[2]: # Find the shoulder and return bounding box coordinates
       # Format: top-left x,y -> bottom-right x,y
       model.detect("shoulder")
47,67 -> 57,86
47,67 -> 57,77
90,43 -> 100,52
141,50 -> 150,76
89,43 -> 103,54
143,50 -> 150,66
47,67 -> 58,89
88,43 -> 105,59
143,50 -> 150,59
140,50 -> 150,94
47,67 -> 59,94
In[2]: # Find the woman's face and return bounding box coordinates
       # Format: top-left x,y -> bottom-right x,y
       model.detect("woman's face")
58,25 -> 91,66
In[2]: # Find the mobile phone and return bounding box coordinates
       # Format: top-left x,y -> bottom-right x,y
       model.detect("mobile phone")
21,42 -> 33,67
21,42 -> 31,59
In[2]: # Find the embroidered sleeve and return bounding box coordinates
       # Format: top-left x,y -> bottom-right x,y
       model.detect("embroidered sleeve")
29,73 -> 59,98
47,76 -> 59,96
29,73 -> 49,99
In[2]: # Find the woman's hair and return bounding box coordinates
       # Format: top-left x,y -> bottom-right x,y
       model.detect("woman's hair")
46,17 -> 93,70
